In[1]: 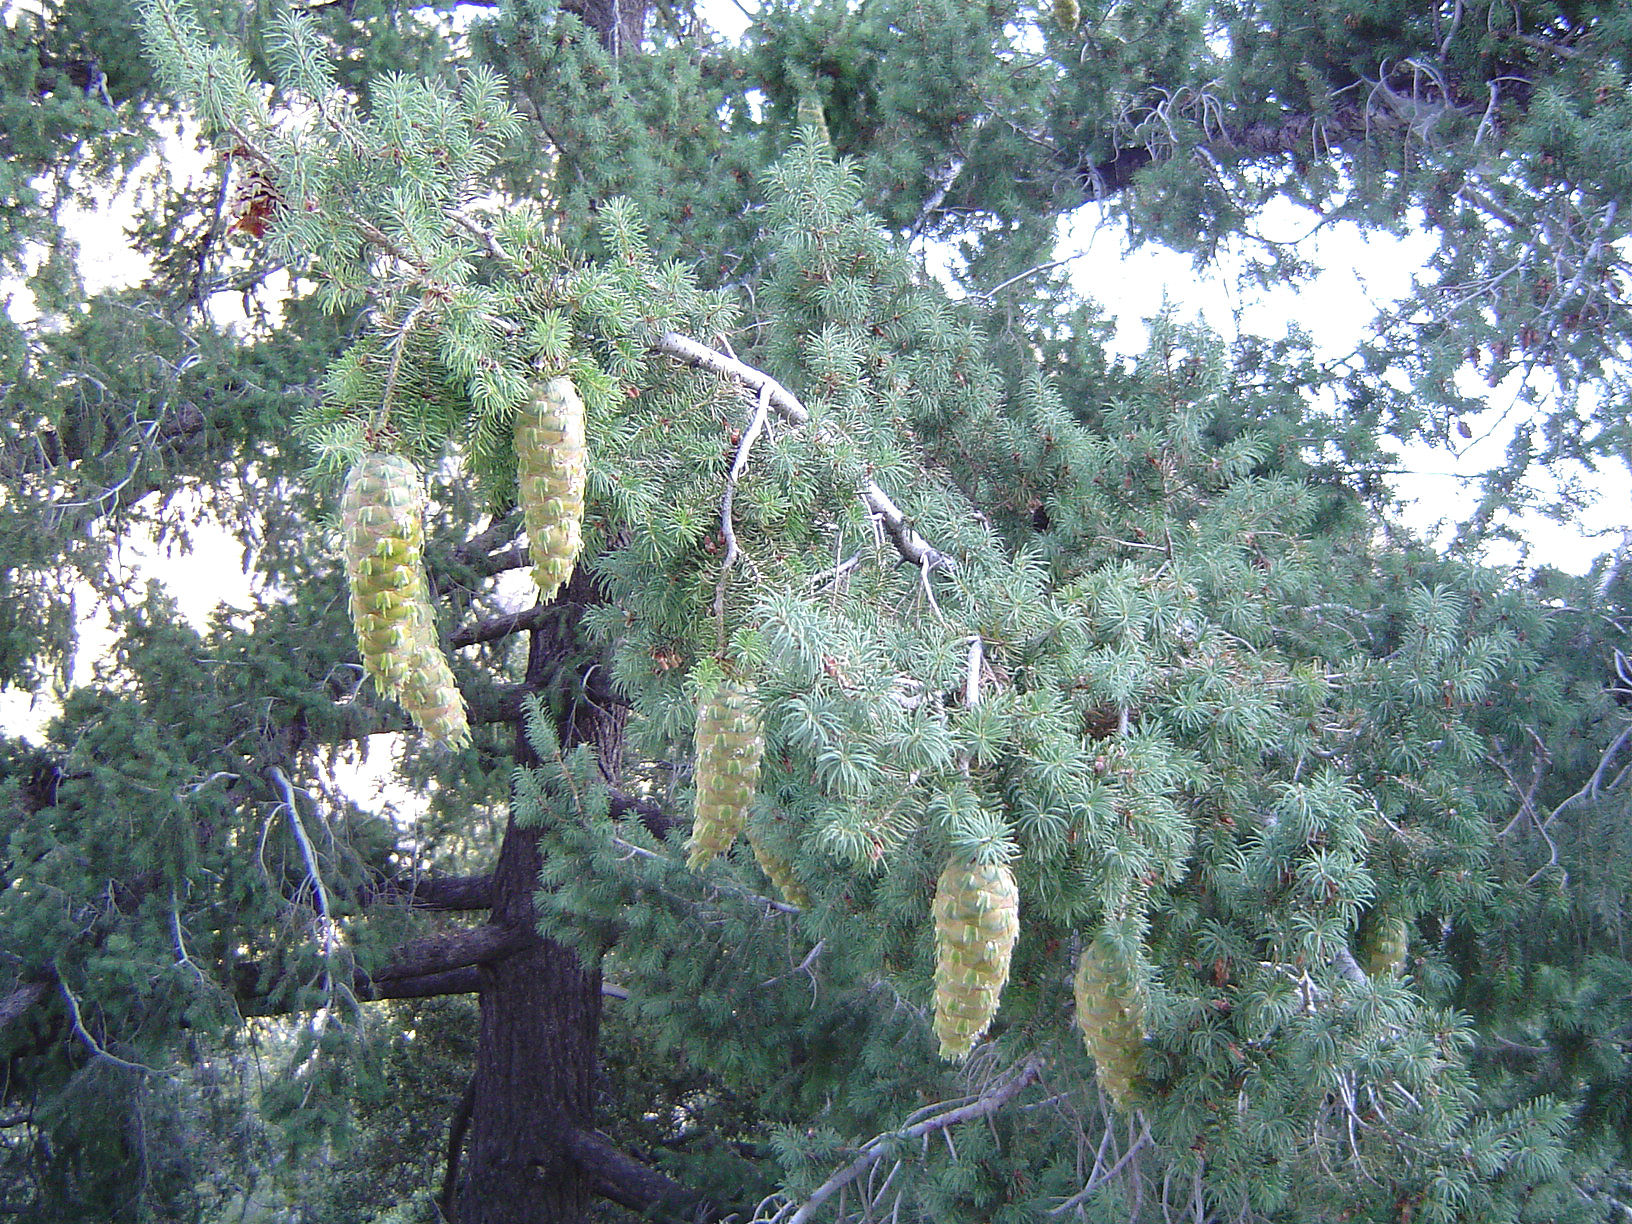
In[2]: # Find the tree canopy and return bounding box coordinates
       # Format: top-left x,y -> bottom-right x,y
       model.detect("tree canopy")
1,0 -> 1630,1222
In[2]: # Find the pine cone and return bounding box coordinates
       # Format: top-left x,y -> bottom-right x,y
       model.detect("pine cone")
1054,0 -> 1079,30
932,859 -> 1019,1060
685,679 -> 762,870
397,584 -> 470,749
747,828 -> 809,909
1357,910 -> 1409,978
341,453 -> 469,748
515,376 -> 587,603
343,452 -> 430,695
1073,932 -> 1146,1109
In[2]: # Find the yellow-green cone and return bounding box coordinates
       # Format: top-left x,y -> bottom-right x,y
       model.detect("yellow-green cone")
515,376 -> 587,603
1073,932 -> 1146,1110
685,680 -> 763,870
1054,0 -> 1079,30
932,859 -> 1019,1061
747,828 -> 810,909
1357,910 -> 1409,978
397,585 -> 470,749
342,453 -> 429,694
341,453 -> 469,749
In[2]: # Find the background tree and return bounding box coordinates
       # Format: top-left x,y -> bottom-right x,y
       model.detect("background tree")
1,0 -> 1629,1222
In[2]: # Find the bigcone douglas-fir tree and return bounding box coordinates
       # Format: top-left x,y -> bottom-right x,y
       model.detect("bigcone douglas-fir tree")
1,0 -> 1630,1221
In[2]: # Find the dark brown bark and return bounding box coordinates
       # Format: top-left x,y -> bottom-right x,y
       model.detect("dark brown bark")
560,0 -> 648,56
458,576 -> 618,1224
360,872 -> 496,912
563,1129 -> 699,1218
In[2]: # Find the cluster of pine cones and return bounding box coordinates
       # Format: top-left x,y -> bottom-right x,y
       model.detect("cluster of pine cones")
341,377 -> 1161,1098
340,376 -> 588,748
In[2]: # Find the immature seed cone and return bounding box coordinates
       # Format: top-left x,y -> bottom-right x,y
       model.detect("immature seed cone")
342,453 -> 429,694
747,828 -> 810,909
515,376 -> 587,603
341,453 -> 469,748
1054,0 -> 1079,30
1073,932 -> 1146,1110
397,591 -> 470,749
932,859 -> 1019,1061
685,680 -> 763,870
1357,910 -> 1409,978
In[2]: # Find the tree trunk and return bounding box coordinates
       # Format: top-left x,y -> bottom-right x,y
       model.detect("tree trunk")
458,581 -> 620,1224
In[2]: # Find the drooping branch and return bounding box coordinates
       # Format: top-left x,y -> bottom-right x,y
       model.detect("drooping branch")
858,482 -> 958,573
655,332 -> 809,425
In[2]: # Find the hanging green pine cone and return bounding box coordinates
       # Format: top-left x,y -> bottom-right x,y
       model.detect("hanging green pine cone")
1356,909 -> 1409,978
932,859 -> 1019,1061
342,453 -> 430,695
1073,932 -> 1146,1109
341,453 -> 469,749
1054,0 -> 1079,30
515,375 -> 587,603
685,679 -> 763,870
397,589 -> 470,749
747,828 -> 810,909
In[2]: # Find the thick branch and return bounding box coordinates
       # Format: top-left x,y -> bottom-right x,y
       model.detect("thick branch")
564,1128 -> 702,1219
232,922 -> 529,1014
368,922 -> 532,985
365,965 -> 483,1000
450,604 -> 558,649
359,873 -> 495,912
330,682 -> 530,740
1075,102 -> 1425,199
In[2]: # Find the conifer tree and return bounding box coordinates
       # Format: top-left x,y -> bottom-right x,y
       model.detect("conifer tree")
1,1 -> 1630,1222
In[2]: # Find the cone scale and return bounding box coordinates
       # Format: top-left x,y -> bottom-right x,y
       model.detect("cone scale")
932,859 -> 1019,1060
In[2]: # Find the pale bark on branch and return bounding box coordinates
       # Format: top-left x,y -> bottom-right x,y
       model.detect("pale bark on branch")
653,332 -> 958,572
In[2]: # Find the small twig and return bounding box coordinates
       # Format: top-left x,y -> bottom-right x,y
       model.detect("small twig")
777,1058 -> 1041,1224
713,382 -> 773,650
1048,1118 -> 1151,1214
269,766 -> 337,998
758,938 -> 826,988
170,889 -> 207,984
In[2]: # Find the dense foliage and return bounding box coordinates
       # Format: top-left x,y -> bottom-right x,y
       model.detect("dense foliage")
1,0 -> 1629,1222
